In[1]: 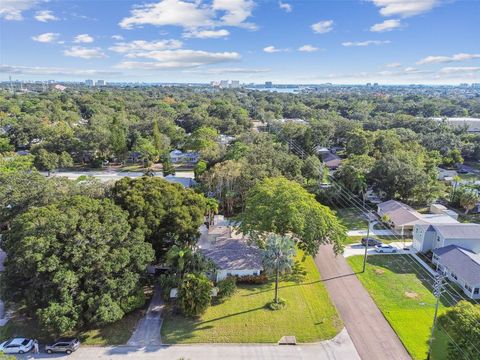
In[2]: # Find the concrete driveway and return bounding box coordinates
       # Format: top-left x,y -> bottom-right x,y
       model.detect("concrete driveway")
15,327 -> 359,360
127,285 -> 164,346
343,242 -> 413,258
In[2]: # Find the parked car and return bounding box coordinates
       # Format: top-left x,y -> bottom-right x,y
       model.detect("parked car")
0,338 -> 33,354
45,337 -> 80,355
375,244 -> 398,253
361,237 -> 382,247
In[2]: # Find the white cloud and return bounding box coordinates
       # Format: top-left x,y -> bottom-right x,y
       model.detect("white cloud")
109,39 -> 183,53
342,40 -> 391,47
385,62 -> 402,68
212,0 -> 256,29
263,45 -> 288,53
298,44 -> 319,52
111,35 -> 124,41
34,10 -> 58,22
370,19 -> 402,32
32,32 -> 59,43
183,29 -> 230,39
63,46 -> 107,59
73,34 -> 94,43
439,67 -> 480,74
279,1 -> 292,12
116,49 -> 240,69
370,0 -> 440,18
184,67 -> 270,74
417,53 -> 480,65
119,0 -> 256,30
0,64 -> 120,76
311,20 -> 333,34
0,0 -> 38,20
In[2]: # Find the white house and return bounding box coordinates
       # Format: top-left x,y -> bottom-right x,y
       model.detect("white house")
377,200 -> 458,234
201,239 -> 263,282
432,245 -> 480,299
169,150 -> 200,164
412,223 -> 480,253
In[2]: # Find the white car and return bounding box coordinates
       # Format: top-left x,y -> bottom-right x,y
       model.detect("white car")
0,338 -> 34,354
375,244 -> 398,253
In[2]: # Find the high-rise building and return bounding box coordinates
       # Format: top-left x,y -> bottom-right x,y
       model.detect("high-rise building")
219,80 -> 229,88
96,80 -> 106,86
265,81 -> 273,88
230,80 -> 240,88
85,79 -> 94,86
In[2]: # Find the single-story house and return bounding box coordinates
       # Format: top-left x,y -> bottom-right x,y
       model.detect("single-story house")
413,223 -> 480,253
437,167 -> 458,180
202,239 -> 263,282
169,150 -> 200,164
377,200 -> 458,234
432,245 -> 480,299
322,152 -> 342,170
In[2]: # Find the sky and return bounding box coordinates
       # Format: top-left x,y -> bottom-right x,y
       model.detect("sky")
0,0 -> 479,84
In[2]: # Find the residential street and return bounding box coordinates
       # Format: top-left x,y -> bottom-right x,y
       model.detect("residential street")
127,285 -> 164,346
14,328 -> 360,360
315,244 -> 411,360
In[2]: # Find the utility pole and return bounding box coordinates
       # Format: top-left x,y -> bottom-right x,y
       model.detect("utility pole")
427,273 -> 445,360
362,212 -> 371,273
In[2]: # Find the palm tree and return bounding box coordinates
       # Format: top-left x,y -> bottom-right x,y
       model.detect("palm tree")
262,234 -> 296,304
459,188 -> 479,214
205,197 -> 219,226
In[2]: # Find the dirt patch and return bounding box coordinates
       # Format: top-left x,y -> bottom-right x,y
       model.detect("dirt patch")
374,269 -> 385,275
404,291 -> 418,299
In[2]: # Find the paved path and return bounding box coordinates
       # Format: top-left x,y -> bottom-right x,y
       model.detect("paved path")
127,285 -> 164,346
315,244 -> 411,360
16,328 -> 359,360
343,242 -> 412,258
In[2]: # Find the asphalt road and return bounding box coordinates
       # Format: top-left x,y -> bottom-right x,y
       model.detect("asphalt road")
315,244 -> 411,360
14,328 -> 359,360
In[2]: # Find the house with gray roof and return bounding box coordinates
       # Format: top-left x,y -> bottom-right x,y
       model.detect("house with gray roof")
413,223 -> 480,253
432,245 -> 480,299
202,239 -> 263,282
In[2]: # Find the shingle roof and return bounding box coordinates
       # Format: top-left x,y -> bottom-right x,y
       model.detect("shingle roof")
378,200 -> 423,226
432,224 -> 480,240
201,239 -> 263,271
433,245 -> 480,285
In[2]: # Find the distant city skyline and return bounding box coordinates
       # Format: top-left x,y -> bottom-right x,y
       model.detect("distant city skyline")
1,0 -> 479,84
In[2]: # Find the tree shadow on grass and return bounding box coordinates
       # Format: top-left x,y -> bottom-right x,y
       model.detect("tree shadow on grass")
240,280 -> 322,297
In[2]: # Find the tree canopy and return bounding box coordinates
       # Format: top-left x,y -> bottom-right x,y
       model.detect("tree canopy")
238,177 -> 346,255
1,196 -> 154,334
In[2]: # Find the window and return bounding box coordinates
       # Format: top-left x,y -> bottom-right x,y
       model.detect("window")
253,272 -> 258,276
436,236 -> 440,242
474,288 -> 479,295
465,284 -> 472,292
451,272 -> 457,280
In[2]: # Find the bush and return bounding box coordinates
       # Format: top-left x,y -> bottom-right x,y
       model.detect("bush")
217,277 -> 237,301
178,273 -> 213,317
236,274 -> 268,284
156,273 -> 179,301
266,298 -> 286,311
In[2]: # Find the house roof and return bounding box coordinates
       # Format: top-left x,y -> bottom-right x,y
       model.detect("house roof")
430,224 -> 480,240
202,239 -> 263,271
433,245 -> 480,285
377,200 -> 423,226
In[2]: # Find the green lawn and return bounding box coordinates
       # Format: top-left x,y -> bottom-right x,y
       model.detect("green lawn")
161,250 -> 342,344
347,255 -> 448,360
0,287 -> 153,346
336,208 -> 368,231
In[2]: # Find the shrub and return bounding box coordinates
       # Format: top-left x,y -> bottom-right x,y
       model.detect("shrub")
178,273 -> 213,317
266,298 -> 286,311
236,274 -> 268,284
156,273 -> 179,300
217,277 -> 237,301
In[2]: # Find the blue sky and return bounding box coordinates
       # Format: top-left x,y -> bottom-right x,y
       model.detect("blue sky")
1,0 -> 479,84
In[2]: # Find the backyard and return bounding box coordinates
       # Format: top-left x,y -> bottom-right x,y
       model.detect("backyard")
347,255 -> 448,360
161,250 -> 342,343
335,207 -> 368,231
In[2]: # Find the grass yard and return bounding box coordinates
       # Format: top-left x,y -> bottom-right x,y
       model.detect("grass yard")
0,287 -> 153,346
161,250 -> 342,344
347,255 -> 448,360
336,208 -> 368,231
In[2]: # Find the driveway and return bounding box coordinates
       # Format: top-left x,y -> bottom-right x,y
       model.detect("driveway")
343,242 -> 412,258
315,244 -> 411,360
127,285 -> 164,346
15,327 -> 359,360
